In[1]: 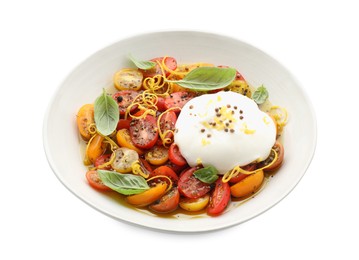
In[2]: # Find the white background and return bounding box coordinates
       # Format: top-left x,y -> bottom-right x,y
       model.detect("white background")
1,0 -> 358,259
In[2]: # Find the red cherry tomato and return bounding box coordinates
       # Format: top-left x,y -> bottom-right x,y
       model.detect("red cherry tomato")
228,163 -> 257,184
116,119 -> 131,130
169,143 -> 187,166
178,167 -> 211,199
129,115 -> 159,149
150,165 -> 179,185
164,91 -> 196,113
260,141 -> 284,172
112,90 -> 138,115
149,187 -> 180,213
155,96 -> 167,112
94,154 -> 112,170
159,111 -> 177,141
85,170 -> 111,191
207,179 -> 231,216
141,57 -> 177,78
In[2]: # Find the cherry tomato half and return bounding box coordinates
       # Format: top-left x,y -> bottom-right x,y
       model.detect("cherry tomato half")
150,165 -> 179,185
149,187 -> 180,213
112,90 -> 138,115
140,57 -> 177,78
260,141 -> 284,172
129,115 -> 159,149
94,154 -> 112,170
159,111 -> 177,142
145,145 -> 169,166
126,182 -> 168,207
86,170 -> 111,191
76,104 -> 94,141
228,163 -> 257,184
178,167 -> 211,199
207,179 -> 231,216
164,91 -> 196,113
169,143 -> 187,166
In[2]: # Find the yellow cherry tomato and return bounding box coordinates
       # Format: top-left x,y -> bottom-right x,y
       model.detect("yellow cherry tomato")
126,182 -> 168,207
145,146 -> 169,165
77,104 -> 94,141
179,194 -> 210,212
230,170 -> 264,198
116,129 -> 144,155
114,68 -> 143,91
111,147 -> 139,173
226,80 -> 252,97
86,134 -> 106,165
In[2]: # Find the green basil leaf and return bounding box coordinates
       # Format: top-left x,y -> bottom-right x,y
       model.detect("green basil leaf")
129,54 -> 156,70
94,89 -> 119,136
193,165 -> 219,184
98,170 -> 150,195
167,67 -> 236,91
252,85 -> 269,104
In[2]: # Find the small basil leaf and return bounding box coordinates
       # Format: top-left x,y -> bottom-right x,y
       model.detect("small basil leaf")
94,89 -> 119,136
193,166 -> 219,184
97,170 -> 150,195
167,67 -> 236,91
252,85 -> 269,104
129,54 -> 156,70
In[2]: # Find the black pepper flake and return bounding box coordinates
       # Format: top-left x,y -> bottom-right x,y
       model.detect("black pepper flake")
227,104 -> 231,108
215,108 -> 219,113
207,134 -> 212,138
224,128 -> 229,132
240,116 -> 244,120
234,106 -> 238,110
230,129 -> 235,133
216,113 -> 221,117
200,129 -> 205,133
116,96 -> 123,102
189,105 -> 194,109
239,110 -> 243,114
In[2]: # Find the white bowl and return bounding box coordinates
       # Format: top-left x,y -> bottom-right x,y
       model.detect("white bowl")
43,31 -> 316,232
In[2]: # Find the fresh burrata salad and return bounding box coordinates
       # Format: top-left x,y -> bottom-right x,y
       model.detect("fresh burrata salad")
76,55 -> 287,216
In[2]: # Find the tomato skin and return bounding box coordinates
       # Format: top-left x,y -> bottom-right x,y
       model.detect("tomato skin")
86,170 -> 111,191
179,194 -> 210,212
207,179 -> 231,216
164,91 -> 196,113
129,115 -> 159,149
77,104 -> 94,141
140,57 -> 177,78
116,128 -> 144,155
149,187 -> 180,213
116,119 -> 131,130
94,154 -> 112,170
159,111 -> 177,142
169,143 -> 187,166
155,96 -> 167,112
150,165 -> 179,185
114,68 -> 143,91
178,167 -> 211,199
112,90 -> 138,115
261,141 -> 284,172
230,170 -> 264,198
126,182 -> 168,207
86,134 -> 106,164
228,164 -> 257,184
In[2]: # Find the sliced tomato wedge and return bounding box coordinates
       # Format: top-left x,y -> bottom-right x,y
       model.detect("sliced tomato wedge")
260,141 -> 284,172
207,179 -> 231,216
169,143 -> 187,166
150,165 -> 179,185
178,167 -> 211,199
112,90 -> 138,115
164,91 -> 196,113
228,163 -> 257,184
159,111 -> 177,142
94,154 -> 112,170
149,187 -> 180,213
86,170 -> 111,191
129,115 -> 159,149
140,57 -> 177,78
